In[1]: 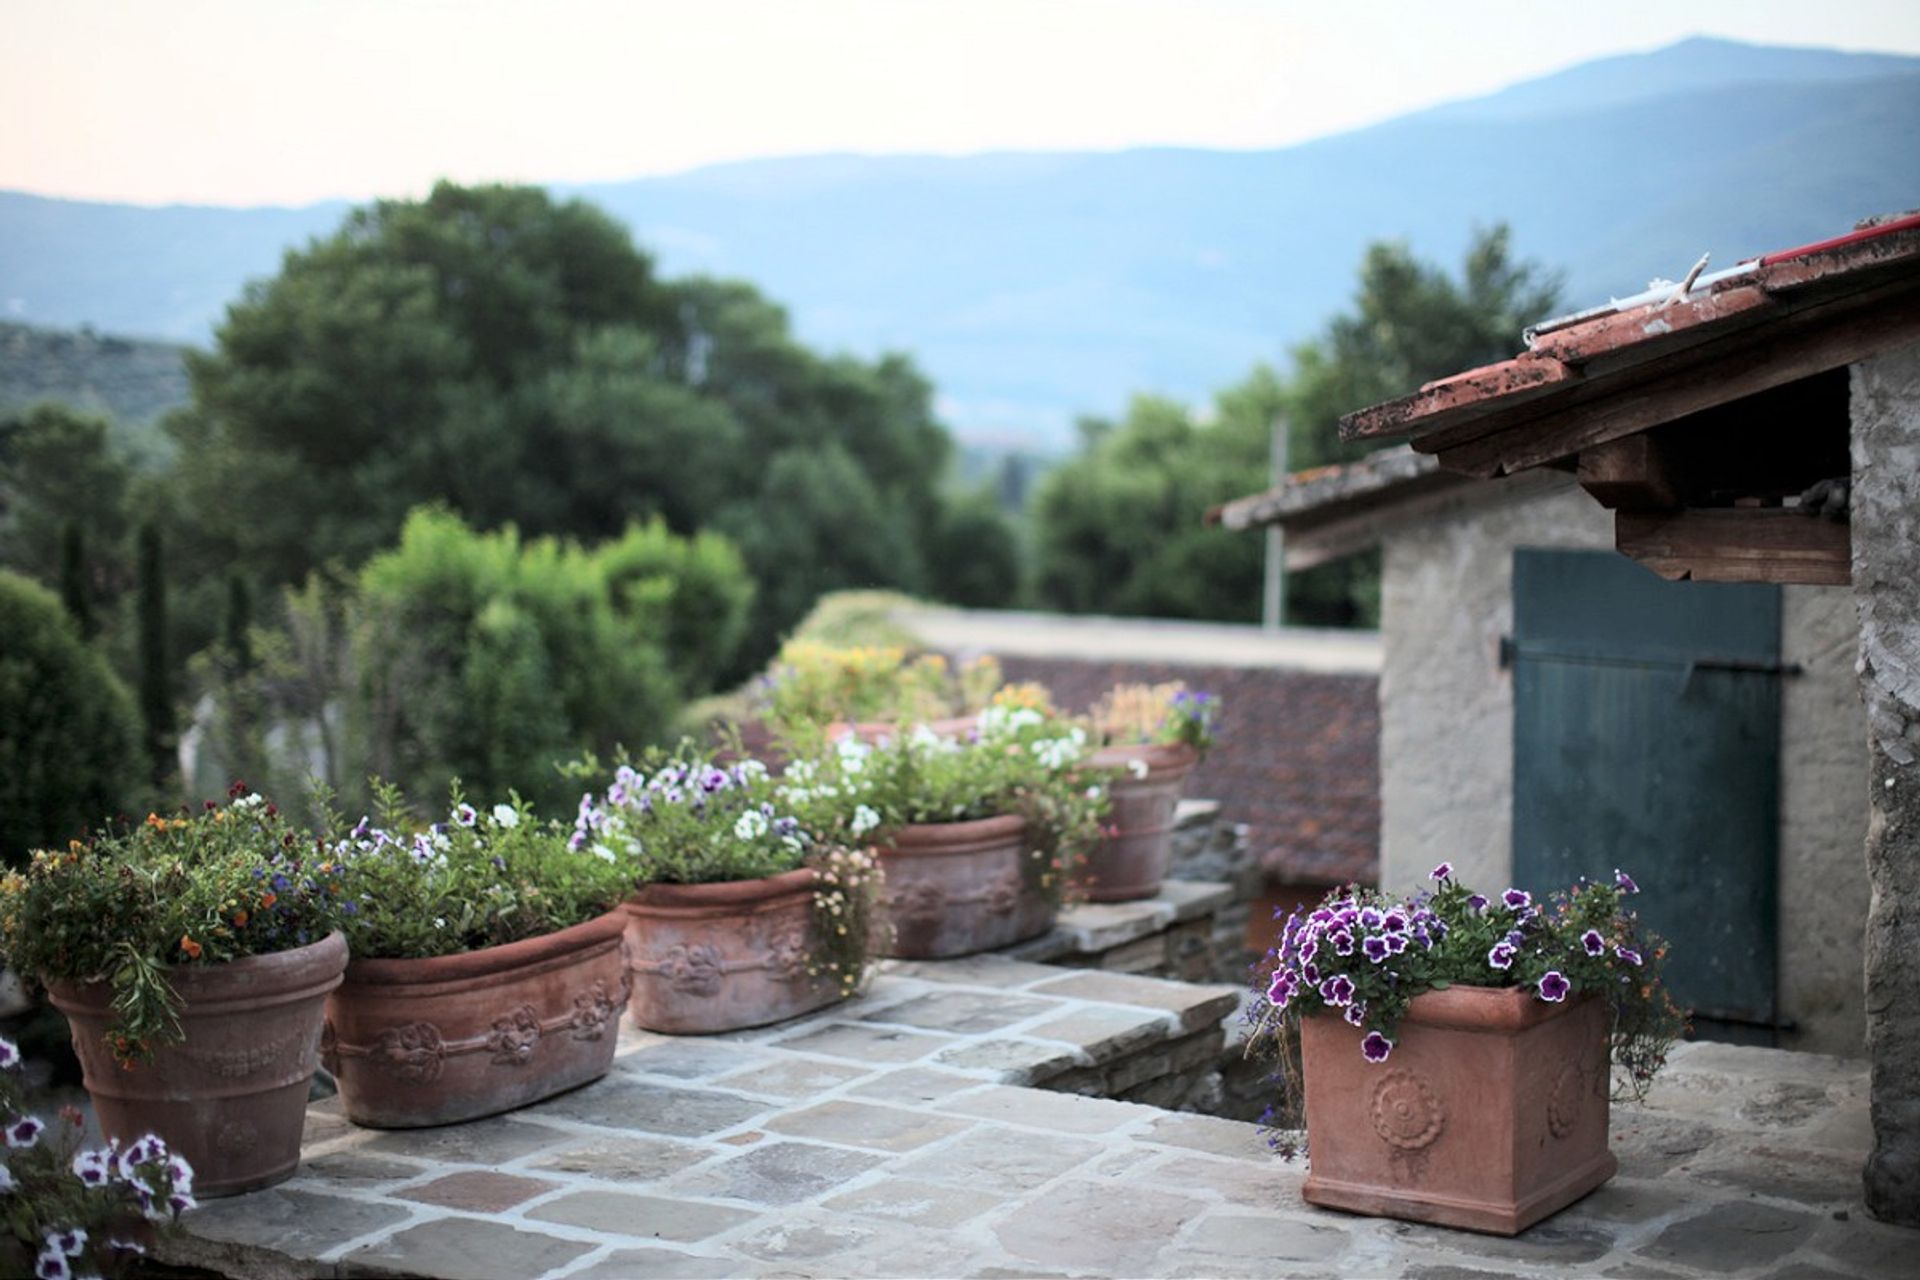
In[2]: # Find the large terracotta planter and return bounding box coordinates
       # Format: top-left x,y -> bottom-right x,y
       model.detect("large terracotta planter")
48,931 -> 348,1198
622,868 -> 843,1034
878,814 -> 1054,958
1300,985 -> 1615,1235
1080,742 -> 1197,901
322,910 -> 628,1128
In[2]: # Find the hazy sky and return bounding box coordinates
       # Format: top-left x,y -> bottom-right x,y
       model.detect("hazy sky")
7,0 -> 1919,207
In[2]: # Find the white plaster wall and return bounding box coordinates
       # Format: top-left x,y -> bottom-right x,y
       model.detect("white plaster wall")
1378,479 -> 1868,1056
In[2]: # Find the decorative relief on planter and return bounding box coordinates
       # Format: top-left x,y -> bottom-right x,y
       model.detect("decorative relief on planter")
372,1022 -> 446,1084
1370,1068 -> 1445,1150
890,882 -> 946,931
488,1005 -> 542,1065
186,1030 -> 304,1080
568,980 -> 624,1041
982,869 -> 1023,916
764,926 -> 811,984
213,1118 -> 259,1158
1547,1060 -> 1585,1138
655,943 -> 725,996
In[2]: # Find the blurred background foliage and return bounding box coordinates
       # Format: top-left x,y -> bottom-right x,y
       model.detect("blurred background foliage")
0,181 -> 1556,853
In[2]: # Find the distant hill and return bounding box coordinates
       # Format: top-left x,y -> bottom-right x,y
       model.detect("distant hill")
0,322 -> 191,456
2,36 -> 1915,447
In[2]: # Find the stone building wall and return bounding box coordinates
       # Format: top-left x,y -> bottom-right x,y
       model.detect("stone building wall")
1377,476 -> 1869,1057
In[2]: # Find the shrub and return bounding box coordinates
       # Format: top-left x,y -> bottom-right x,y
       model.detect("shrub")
596,518 -> 755,699
0,571 -> 141,866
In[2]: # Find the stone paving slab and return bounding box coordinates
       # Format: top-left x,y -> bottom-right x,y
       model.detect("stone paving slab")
156,967 -> 1915,1280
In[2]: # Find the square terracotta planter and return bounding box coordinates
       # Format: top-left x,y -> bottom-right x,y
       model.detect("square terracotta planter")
1300,985 -> 1616,1235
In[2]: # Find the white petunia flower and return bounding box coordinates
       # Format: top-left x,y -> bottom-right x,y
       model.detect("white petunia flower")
492,804 -> 519,829
734,810 -> 770,840
850,805 -> 881,838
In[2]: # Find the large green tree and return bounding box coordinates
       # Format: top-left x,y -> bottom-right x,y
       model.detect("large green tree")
1029,225 -> 1561,626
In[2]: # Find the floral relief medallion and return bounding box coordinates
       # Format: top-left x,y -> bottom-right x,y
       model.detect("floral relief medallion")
372,1021 -> 445,1084
1370,1067 -> 1446,1150
890,881 -> 945,930
568,980 -> 622,1041
1547,1059 -> 1585,1138
982,869 -> 1023,915
657,943 -> 725,997
488,1005 -> 542,1065
764,925 -> 812,984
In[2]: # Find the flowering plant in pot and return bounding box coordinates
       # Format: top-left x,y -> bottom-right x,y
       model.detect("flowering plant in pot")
0,785 -> 348,1196
320,785 -> 632,1127
765,642 -> 1003,743
573,746 -> 883,1034
1244,865 -> 1684,1235
1081,682 -> 1223,901
781,701 -> 1110,958
0,1034 -> 195,1279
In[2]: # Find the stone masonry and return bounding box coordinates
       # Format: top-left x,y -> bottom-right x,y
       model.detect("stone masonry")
161,960 -> 1913,1280
1852,344 -> 1920,1224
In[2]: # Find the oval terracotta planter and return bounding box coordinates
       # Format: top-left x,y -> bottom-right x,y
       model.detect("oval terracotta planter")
622,868 -> 843,1034
1079,742 -> 1197,901
47,931 -> 348,1198
877,813 -> 1055,958
322,910 -> 628,1128
1299,984 -> 1616,1235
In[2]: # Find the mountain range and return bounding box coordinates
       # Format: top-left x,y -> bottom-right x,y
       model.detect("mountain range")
2,36 -> 1916,448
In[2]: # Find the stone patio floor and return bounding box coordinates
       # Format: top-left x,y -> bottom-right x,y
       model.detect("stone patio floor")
162,954 -> 1915,1280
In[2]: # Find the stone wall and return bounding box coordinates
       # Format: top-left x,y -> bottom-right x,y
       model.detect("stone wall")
1378,476 -> 1869,1057
992,655 -> 1380,888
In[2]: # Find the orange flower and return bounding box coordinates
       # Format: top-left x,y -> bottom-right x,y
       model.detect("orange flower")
231,910 -> 249,927
179,935 -> 203,960
145,813 -> 166,829
260,891 -> 277,909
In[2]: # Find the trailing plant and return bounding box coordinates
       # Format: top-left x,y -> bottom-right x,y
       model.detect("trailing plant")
0,785 -> 347,1066
780,700 -> 1111,908
0,1034 -> 196,1279
569,746 -> 883,997
323,783 -> 629,961
1244,866 -> 1684,1156
1091,681 -> 1221,757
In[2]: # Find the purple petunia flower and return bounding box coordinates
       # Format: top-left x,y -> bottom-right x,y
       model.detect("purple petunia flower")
453,803 -> 477,828
1539,971 -> 1571,1002
1615,869 -> 1639,894
70,1151 -> 109,1187
48,1227 -> 85,1257
1297,939 -> 1318,966
1381,909 -> 1408,933
1615,944 -> 1643,966
1362,936 -> 1390,963
1358,906 -> 1383,930
1344,1003 -> 1367,1026
1319,975 -> 1356,1008
0,1037 -> 16,1070
1301,962 -> 1321,986
1361,1031 -> 1394,1063
1266,971 -> 1294,1006
1328,928 -> 1355,957
7,1116 -> 43,1149
1430,861 -> 1453,881
1581,929 -> 1606,956
1502,888 -> 1531,910
1467,893 -> 1488,912
1385,933 -> 1408,955
1487,942 -> 1516,971
700,768 -> 731,794
33,1247 -> 70,1280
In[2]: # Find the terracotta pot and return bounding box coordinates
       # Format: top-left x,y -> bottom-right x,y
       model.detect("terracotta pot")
1079,742 -> 1197,901
878,814 -> 1055,958
47,931 -> 347,1198
622,868 -> 843,1034
322,910 -> 628,1128
1300,984 -> 1616,1235
826,715 -> 977,745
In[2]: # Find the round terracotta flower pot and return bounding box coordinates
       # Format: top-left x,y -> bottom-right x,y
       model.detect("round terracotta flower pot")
622,868 -> 843,1034
827,715 -> 977,745
322,910 -> 628,1128
1299,984 -> 1616,1235
877,814 -> 1055,958
1079,742 -> 1197,901
47,931 -> 348,1198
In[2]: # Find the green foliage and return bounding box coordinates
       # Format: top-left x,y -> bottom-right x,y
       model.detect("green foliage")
349,508 -> 678,812
0,572 -> 141,867
325,784 -> 628,961
925,487 -> 1022,608
134,521 -> 173,786
0,787 -> 346,1063
57,522 -> 94,638
596,518 -> 755,699
0,403 -> 132,588
1031,375 -> 1275,622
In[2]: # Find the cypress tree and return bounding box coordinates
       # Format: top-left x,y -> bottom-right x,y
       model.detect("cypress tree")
224,572 -> 254,670
136,521 -> 174,785
58,521 -> 96,638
